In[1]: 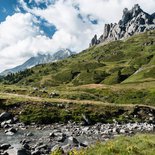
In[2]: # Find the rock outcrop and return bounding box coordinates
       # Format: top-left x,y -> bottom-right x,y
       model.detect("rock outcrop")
90,4 -> 155,47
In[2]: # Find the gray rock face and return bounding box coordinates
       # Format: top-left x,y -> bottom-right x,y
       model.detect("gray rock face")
89,34 -> 98,47
90,4 -> 155,46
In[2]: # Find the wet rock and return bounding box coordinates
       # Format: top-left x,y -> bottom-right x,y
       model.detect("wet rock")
119,129 -> 126,134
26,132 -> 33,137
5,128 -> 17,135
5,147 -> 31,155
82,127 -> 90,133
68,136 -> 79,146
31,150 -> 41,155
36,144 -> 48,150
8,128 -> 17,133
20,139 -> 31,145
1,152 -> 9,155
23,144 -> 30,150
0,112 -> 12,122
0,143 -> 11,150
57,134 -> 66,143
82,114 -> 91,126
5,131 -> 15,136
80,141 -> 88,147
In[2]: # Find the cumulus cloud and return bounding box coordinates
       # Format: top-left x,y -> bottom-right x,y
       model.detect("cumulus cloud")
1,0 -> 155,72
0,12 -> 56,72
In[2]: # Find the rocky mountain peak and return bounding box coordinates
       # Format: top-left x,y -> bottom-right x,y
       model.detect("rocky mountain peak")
0,49 -> 75,76
120,4 -> 142,26
90,4 -> 155,47
132,4 -> 141,16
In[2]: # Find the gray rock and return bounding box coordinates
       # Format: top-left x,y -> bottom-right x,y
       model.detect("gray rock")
5,147 -> 31,155
82,127 -> 90,133
23,144 -> 30,150
89,34 -> 98,47
1,152 -> 8,155
31,150 -> 41,155
80,141 -> 88,147
82,114 -> 91,125
36,144 -> 47,150
26,132 -> 33,137
0,112 -> 12,121
90,4 -> 155,47
120,129 -> 126,134
57,134 -> 66,143
68,136 -> 79,146
0,143 -> 11,150
5,131 -> 15,136
5,128 -> 17,135
8,128 -> 17,133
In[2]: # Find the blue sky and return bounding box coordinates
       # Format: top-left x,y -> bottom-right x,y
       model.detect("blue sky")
0,0 -> 155,72
0,0 -> 17,22
0,0 -> 56,37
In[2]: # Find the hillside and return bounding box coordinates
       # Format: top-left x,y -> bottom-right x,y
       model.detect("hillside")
2,30 -> 155,87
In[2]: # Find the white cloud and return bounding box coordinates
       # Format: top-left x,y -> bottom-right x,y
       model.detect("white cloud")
0,13 -> 57,72
1,0 -> 155,72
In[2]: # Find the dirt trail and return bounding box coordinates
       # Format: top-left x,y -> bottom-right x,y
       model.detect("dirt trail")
0,92 -> 155,110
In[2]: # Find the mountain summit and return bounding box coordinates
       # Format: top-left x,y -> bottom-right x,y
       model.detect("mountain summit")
90,4 -> 155,46
0,49 -> 75,76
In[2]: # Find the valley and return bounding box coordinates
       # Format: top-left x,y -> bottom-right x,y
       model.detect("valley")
0,3 -> 155,155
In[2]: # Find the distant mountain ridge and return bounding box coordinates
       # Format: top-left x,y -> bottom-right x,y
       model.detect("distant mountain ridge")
0,49 -> 75,76
90,4 -> 155,46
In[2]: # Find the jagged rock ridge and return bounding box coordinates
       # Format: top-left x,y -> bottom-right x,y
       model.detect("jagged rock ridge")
90,4 -> 155,46
0,49 -> 75,76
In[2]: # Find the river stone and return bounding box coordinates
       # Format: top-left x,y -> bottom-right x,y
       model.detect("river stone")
68,136 -> 79,145
5,147 -> 31,155
5,128 -> 17,135
8,128 -> 17,133
5,131 -> 15,136
1,152 -> 8,155
120,129 -> 126,134
31,150 -> 41,155
0,143 -> 11,150
82,127 -> 90,133
82,114 -> 91,125
36,144 -> 47,150
23,144 -> 30,150
80,141 -> 88,147
0,112 -> 12,121
26,132 -> 33,137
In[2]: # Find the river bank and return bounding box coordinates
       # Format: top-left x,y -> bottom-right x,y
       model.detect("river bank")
0,113 -> 154,155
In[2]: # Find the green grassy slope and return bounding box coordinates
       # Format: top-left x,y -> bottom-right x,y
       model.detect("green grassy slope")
2,30 -> 155,87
